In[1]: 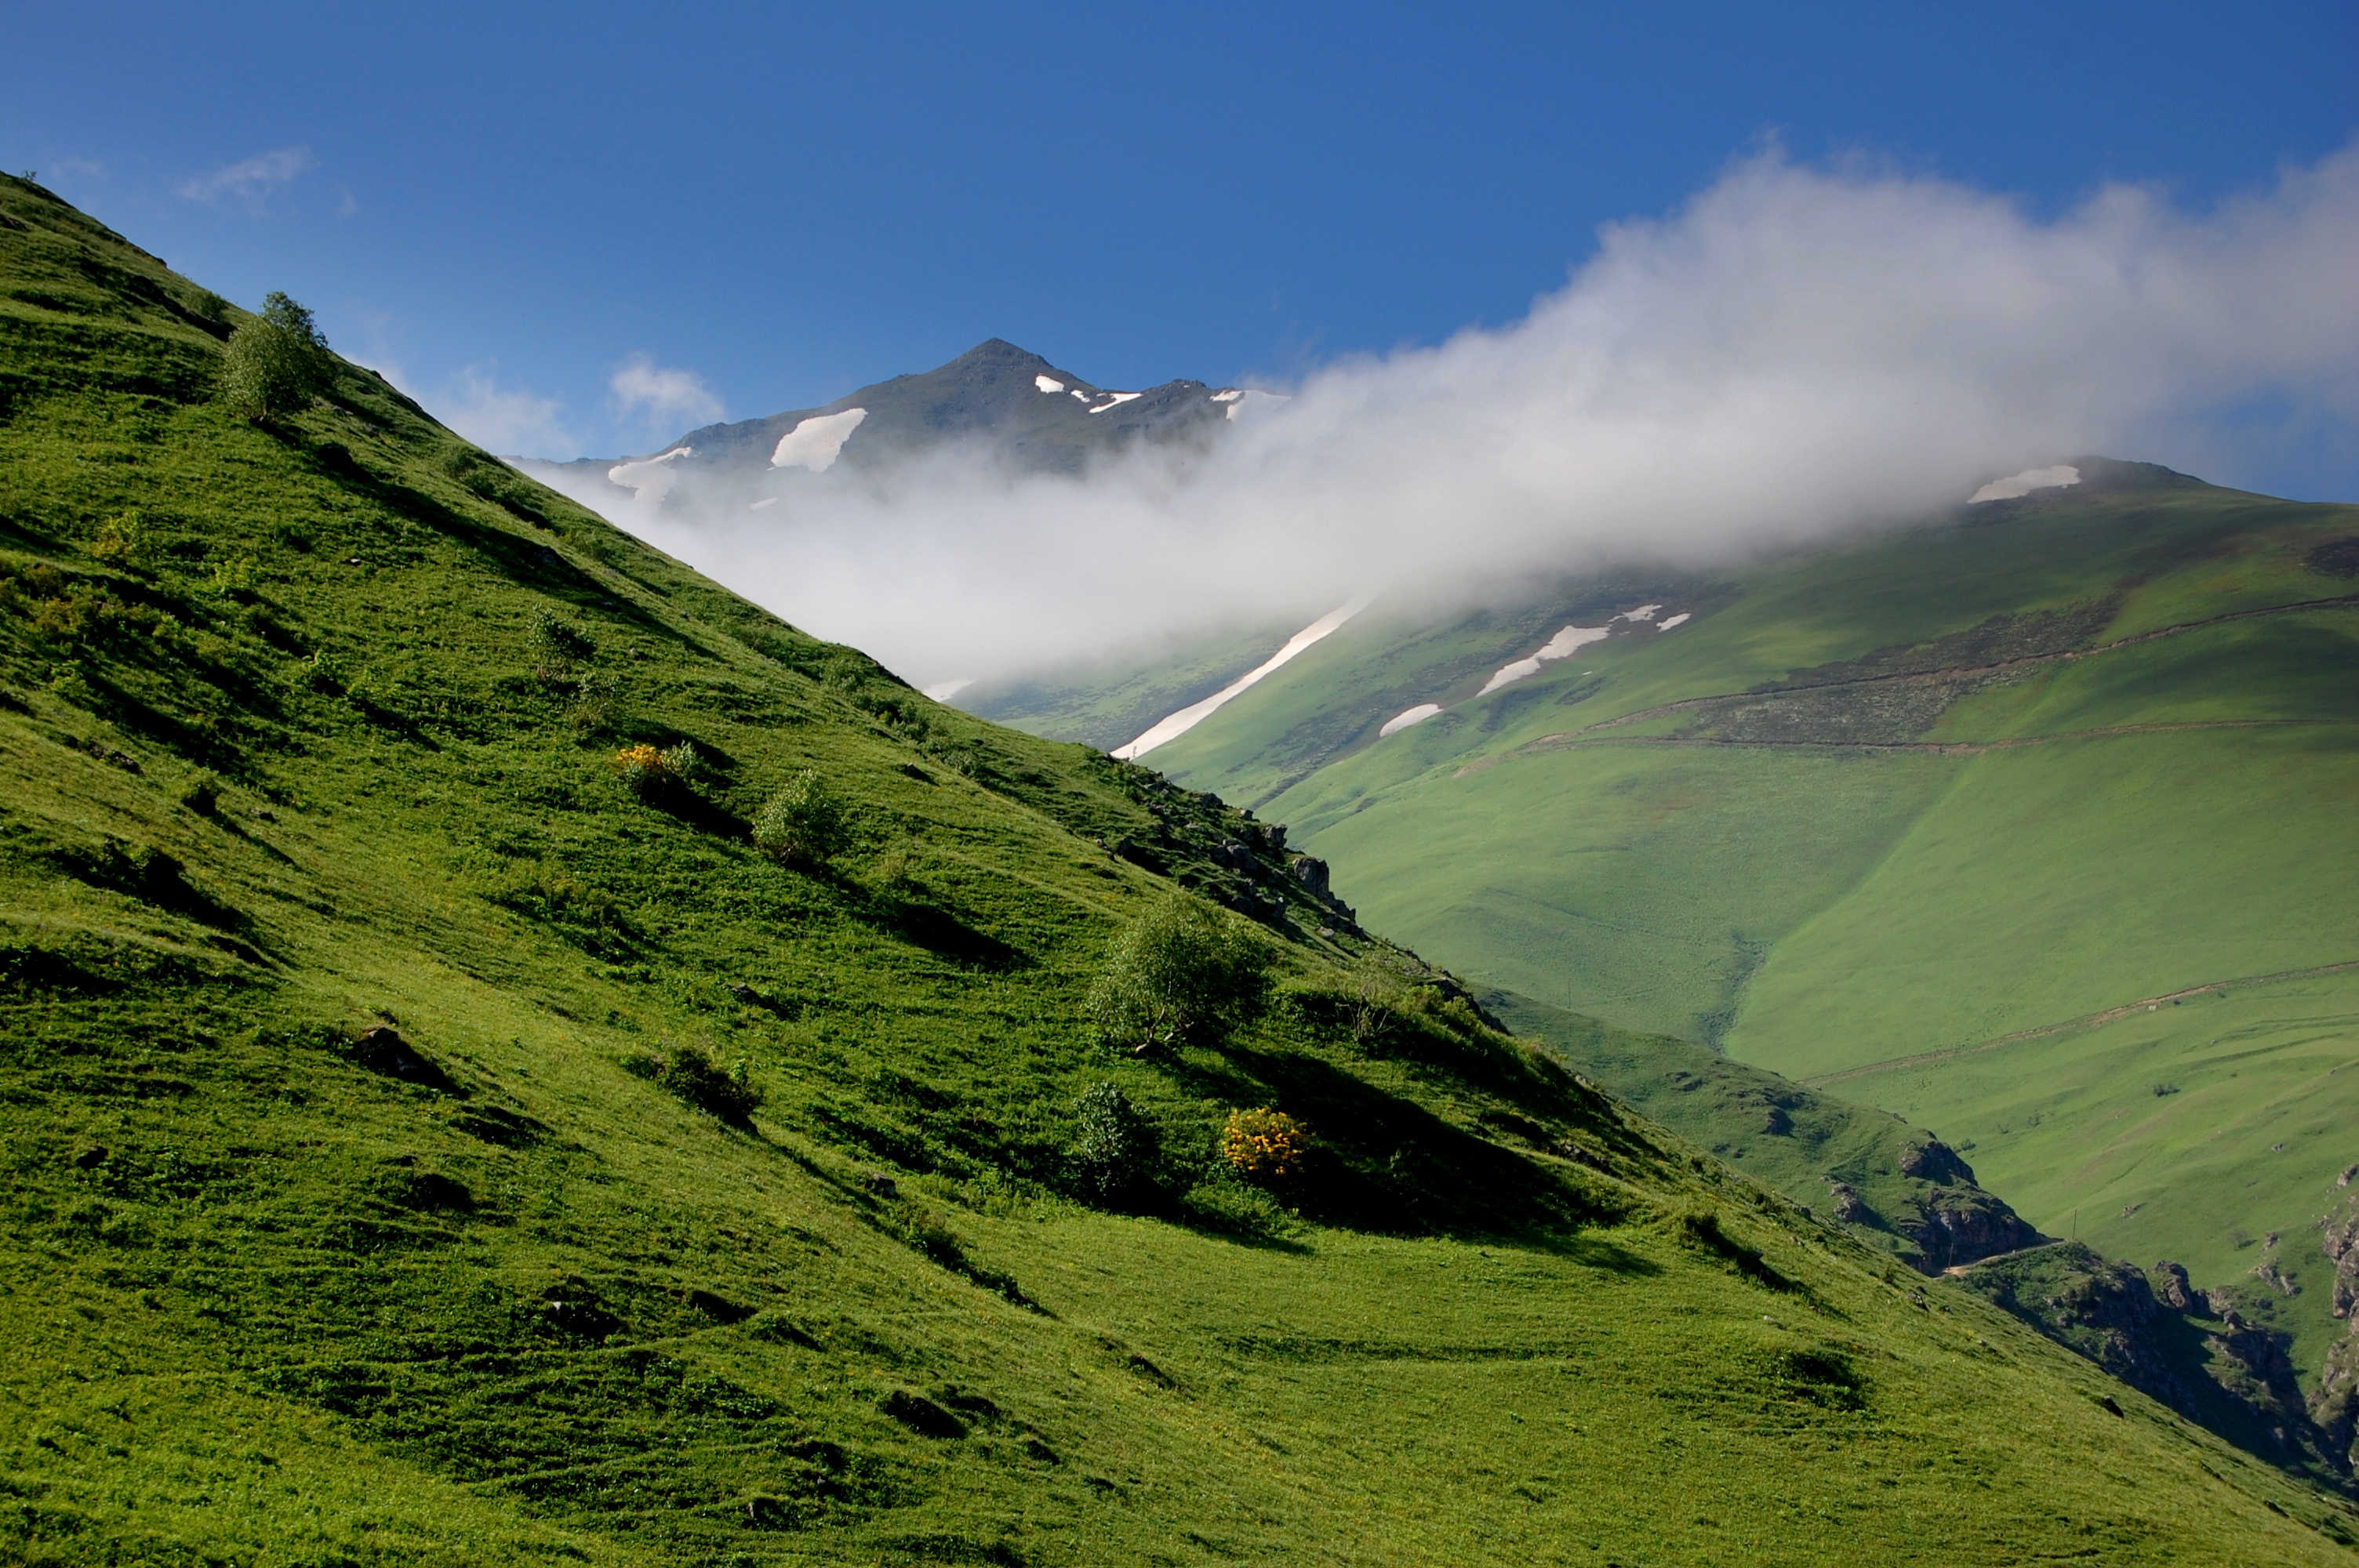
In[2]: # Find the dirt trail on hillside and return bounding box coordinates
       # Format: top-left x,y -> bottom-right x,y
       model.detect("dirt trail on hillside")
1456,591 -> 2359,779
1798,958 -> 2359,1089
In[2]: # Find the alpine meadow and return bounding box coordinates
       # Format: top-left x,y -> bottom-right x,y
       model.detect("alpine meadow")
24,0 -> 2359,1557
7,101 -> 2359,1568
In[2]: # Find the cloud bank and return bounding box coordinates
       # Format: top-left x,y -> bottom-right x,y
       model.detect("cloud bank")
557,142 -> 2359,690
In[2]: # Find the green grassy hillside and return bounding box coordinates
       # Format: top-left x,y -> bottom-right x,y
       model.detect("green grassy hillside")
1485,990 -> 2042,1273
1084,460 -> 2359,1395
9,173 -> 2359,1565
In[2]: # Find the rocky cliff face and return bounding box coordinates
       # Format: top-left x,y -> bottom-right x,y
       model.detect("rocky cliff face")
2306,1196 -> 2359,1463
1954,1243 -> 2346,1484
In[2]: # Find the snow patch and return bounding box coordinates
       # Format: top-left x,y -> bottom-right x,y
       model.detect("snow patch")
769,408 -> 867,473
1618,604 -> 1663,622
922,677 -> 973,702
1209,389 -> 1245,403
1088,390 -> 1143,413
1035,375 -> 1066,394
1971,464 -> 2081,503
1070,388 -> 1088,399
1379,704 -> 1443,738
606,445 -> 693,503
1478,624 -> 1611,696
1656,612 -> 1691,630
1113,597 -> 1374,760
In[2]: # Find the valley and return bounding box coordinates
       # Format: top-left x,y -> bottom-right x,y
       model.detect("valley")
983,461 -> 2359,1433
8,167 -> 2359,1564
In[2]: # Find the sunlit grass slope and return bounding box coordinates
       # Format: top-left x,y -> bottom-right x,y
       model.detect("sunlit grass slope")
1812,971 -> 2359,1381
6,173 -> 2359,1565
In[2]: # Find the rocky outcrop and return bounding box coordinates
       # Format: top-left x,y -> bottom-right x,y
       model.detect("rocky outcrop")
1895,1185 -> 2044,1272
2306,1196 -> 2359,1463
2201,1294 -> 2323,1457
1956,1244 -> 2344,1479
1954,1244 -> 2200,1418
1897,1137 -> 1976,1185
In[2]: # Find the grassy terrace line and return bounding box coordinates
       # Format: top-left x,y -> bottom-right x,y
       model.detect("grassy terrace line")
5,174 -> 2359,1565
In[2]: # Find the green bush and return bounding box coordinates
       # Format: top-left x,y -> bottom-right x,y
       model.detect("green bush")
1088,895 -> 1272,1053
1070,1083 -> 1161,1204
219,291 -> 329,420
622,1044 -> 763,1127
176,772 -> 222,815
88,512 -> 149,571
754,771 -> 850,868
530,608 -> 598,670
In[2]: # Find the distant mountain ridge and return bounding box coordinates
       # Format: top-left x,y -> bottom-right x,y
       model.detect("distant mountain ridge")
521,338 -> 1252,510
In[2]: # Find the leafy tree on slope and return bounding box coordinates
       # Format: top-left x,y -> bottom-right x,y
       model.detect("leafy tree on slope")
220,291 -> 330,420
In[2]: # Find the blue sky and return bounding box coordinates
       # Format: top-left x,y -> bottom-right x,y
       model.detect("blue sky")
7,2 -> 2357,484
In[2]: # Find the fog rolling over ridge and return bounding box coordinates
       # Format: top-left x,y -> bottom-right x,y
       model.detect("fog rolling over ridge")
521,144 -> 2359,693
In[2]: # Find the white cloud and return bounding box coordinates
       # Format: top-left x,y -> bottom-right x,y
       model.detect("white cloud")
609,354 -> 723,437
176,146 -> 315,211
434,365 -> 577,459
543,140 -> 2359,691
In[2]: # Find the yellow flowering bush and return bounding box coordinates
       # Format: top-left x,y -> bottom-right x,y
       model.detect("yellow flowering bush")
613,742 -> 695,797
1221,1107 -> 1307,1184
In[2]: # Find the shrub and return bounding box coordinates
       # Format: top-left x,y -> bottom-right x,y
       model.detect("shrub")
1089,895 -> 1272,1053
176,772 -> 222,815
530,608 -> 598,670
1220,1107 -> 1307,1184
1343,956 -> 1411,1050
89,513 -> 148,570
1070,1083 -> 1161,1205
614,741 -> 696,797
754,771 -> 850,867
622,1044 -> 763,1127
220,292 -> 331,421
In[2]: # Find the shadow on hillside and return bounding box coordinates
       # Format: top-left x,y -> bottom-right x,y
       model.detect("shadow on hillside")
640,786 -> 751,840
812,873 -> 1024,971
1166,1046 -> 1648,1269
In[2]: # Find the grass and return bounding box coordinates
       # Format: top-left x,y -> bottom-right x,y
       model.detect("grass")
6,172 -> 2359,1563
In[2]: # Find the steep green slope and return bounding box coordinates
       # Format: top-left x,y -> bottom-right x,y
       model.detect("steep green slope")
7,174 -> 2359,1565
1065,465 -> 2359,1392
